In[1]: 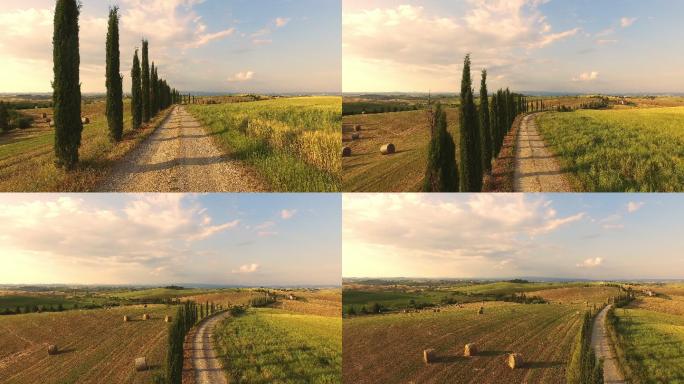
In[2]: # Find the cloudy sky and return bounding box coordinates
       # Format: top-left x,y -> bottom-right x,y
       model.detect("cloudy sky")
0,193 -> 341,286
0,0 -> 341,93
343,0 -> 684,93
343,194 -> 684,280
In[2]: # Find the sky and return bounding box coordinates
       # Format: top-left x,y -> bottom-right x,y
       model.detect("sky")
343,0 -> 684,94
0,0 -> 341,94
343,194 -> 684,281
0,193 -> 341,286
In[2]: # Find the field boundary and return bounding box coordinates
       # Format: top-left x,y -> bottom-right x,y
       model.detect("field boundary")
483,114 -> 523,192
181,309 -> 230,384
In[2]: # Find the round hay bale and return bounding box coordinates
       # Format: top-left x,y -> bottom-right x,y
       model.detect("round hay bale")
49,121 -> 55,128
354,125 -> 362,132
81,117 -> 90,124
47,345 -> 59,355
142,314 -> 150,321
423,349 -> 436,364
464,343 -> 478,357
351,132 -> 360,140
165,315 -> 172,323
123,315 -> 130,322
508,353 -> 523,369
41,113 -> 47,119
380,143 -> 396,155
342,146 -> 352,157
478,306 -> 484,315
134,357 -> 148,372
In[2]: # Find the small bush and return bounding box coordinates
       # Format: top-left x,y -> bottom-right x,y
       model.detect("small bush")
16,117 -> 34,129
229,305 -> 246,316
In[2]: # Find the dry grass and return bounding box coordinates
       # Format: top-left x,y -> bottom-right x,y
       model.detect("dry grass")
533,286 -> 620,306
342,108 -> 460,192
272,289 -> 342,318
0,100 -> 173,192
0,305 -> 174,383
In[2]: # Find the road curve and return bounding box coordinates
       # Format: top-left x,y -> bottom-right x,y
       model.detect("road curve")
514,113 -> 573,192
192,311 -> 230,384
97,106 -> 265,192
591,305 -> 626,384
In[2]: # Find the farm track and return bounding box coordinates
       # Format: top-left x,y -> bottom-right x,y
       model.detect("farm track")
514,113 -> 573,192
191,311 -> 230,384
591,305 -> 626,384
97,106 -> 264,192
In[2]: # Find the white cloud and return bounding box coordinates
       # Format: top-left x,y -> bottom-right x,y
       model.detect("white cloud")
280,209 -> 297,220
232,263 -> 259,274
627,201 -> 644,213
344,194 -> 585,268
187,27 -> 235,48
596,39 -> 618,45
275,17 -> 291,28
228,71 -> 255,82
620,17 -> 637,28
0,195 -> 238,269
343,1 -> 580,91
576,257 -> 603,268
573,71 -> 599,82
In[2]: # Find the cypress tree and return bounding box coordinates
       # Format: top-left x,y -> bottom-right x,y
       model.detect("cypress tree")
0,102 -> 8,132
53,0 -> 82,170
131,49 -> 142,129
458,54 -> 482,192
423,103 -> 458,192
150,63 -> 157,117
479,70 -> 492,172
490,93 -> 500,156
105,6 -> 123,142
141,40 -> 150,122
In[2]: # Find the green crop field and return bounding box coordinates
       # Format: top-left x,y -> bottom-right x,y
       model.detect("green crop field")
342,108 -> 460,192
0,305 -> 174,384
213,307 -> 342,383
537,107 -> 684,191
609,291 -> 684,382
188,96 -> 341,192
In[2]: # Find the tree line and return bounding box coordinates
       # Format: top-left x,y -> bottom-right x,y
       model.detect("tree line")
567,309 -> 604,384
423,54 -> 529,192
53,0 -> 181,170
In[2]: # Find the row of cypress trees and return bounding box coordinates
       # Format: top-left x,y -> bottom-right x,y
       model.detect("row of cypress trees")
165,300 -> 220,384
424,54 -> 528,192
53,0 -> 180,170
566,310 -> 604,384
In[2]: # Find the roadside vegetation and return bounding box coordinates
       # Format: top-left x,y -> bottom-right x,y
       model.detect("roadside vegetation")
214,307 -> 342,383
188,96 -> 341,192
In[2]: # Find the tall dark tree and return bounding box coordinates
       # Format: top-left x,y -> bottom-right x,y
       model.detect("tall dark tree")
141,40 -> 150,122
458,54 -> 482,192
150,63 -> 158,116
131,49 -> 142,129
105,6 -> 123,141
0,102 -> 9,132
490,93 -> 500,155
423,103 -> 458,192
479,69 -> 492,172
53,0 -> 82,170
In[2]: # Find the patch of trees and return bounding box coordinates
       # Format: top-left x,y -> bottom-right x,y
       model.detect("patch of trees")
342,103 -> 420,116
423,54 -> 528,192
499,292 -> 548,304
567,310 -> 603,384
0,102 -> 34,132
249,295 -> 277,307
52,0 -> 180,169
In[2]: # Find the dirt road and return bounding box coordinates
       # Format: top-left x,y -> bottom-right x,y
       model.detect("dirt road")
591,305 -> 626,384
514,113 -> 573,192
192,311 -> 230,384
97,106 -> 264,192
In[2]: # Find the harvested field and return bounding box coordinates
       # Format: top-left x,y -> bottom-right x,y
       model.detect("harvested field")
0,305 -> 174,384
342,108 -> 459,192
534,286 -> 620,305
343,301 -> 584,383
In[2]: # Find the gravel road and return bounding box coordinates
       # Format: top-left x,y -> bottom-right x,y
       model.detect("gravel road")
97,106 -> 264,192
192,311 -> 230,384
514,113 -> 573,192
591,305 -> 626,384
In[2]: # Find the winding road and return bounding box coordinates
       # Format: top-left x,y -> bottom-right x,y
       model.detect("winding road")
191,311 -> 230,384
514,113 -> 573,192
591,305 -> 626,384
97,106 -> 264,192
